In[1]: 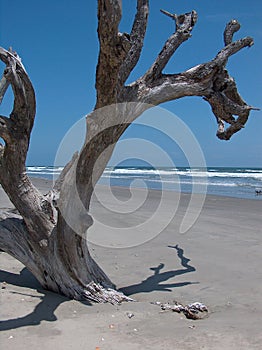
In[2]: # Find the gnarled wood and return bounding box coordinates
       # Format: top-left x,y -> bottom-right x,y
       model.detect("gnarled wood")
0,75 -> 9,104
144,9 -> 197,82
95,0 -> 131,108
0,47 -> 122,302
0,211 -> 132,303
0,48 -> 55,239
118,0 -> 149,86
224,19 -> 241,46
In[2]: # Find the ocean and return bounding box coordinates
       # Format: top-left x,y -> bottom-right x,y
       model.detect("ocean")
26,166 -> 262,200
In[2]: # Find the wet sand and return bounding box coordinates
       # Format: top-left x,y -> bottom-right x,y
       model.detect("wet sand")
1,178 -> 262,349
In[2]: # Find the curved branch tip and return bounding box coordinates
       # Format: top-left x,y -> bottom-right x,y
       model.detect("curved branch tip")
224,19 -> 241,45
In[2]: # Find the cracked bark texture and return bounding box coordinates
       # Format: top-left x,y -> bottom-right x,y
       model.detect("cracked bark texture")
0,0 -> 258,302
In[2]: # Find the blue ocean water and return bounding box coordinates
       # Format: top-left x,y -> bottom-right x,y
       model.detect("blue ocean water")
26,166 -> 262,200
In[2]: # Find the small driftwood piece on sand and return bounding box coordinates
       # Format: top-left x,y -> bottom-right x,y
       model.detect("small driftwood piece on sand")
152,301 -> 208,320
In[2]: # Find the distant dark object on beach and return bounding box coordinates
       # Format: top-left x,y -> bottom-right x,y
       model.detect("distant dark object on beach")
255,188 -> 262,195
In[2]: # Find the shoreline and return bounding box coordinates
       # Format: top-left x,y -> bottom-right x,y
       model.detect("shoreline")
26,165 -> 262,201
2,176 -> 261,206
0,176 -> 259,212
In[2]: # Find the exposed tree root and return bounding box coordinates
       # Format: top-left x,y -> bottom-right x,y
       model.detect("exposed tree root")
83,282 -> 134,304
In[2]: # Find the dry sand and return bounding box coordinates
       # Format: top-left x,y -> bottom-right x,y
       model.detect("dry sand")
1,178 -> 262,349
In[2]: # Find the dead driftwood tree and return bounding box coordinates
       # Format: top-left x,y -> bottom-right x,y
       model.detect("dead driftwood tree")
0,1 -> 258,303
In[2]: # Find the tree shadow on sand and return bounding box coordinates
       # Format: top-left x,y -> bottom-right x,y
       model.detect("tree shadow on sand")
120,245 -> 198,296
0,267 -> 91,331
0,244 -> 196,330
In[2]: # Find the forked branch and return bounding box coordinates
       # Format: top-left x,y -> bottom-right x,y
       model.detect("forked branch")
130,16 -> 258,140
96,0 -> 132,107
0,47 -> 56,238
144,9 -> 197,82
0,47 -> 36,153
205,34 -> 258,140
118,0 -> 149,86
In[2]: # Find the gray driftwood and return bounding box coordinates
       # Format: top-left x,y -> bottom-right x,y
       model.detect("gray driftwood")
0,1 -> 258,303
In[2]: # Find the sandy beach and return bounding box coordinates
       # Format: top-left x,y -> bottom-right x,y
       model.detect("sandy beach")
1,178 -> 262,349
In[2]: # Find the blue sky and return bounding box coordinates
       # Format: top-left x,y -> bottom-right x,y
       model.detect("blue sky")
0,0 -> 261,167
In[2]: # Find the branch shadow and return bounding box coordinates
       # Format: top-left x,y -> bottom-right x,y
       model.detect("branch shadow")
120,245 -> 198,296
0,244 -> 196,330
0,267 -> 90,331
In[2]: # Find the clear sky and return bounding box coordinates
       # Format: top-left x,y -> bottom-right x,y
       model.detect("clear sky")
0,0 -> 261,167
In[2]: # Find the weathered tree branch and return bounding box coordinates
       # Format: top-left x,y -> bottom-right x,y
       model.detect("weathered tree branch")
204,35 -> 258,140
0,115 -> 12,143
214,36 -> 254,66
122,19 -> 257,140
0,74 -> 9,104
95,0 -> 131,108
143,10 -> 197,82
0,47 -> 24,104
224,19 -> 241,46
118,0 -> 149,86
53,151 -> 79,192
0,48 -> 36,159
0,48 -> 55,238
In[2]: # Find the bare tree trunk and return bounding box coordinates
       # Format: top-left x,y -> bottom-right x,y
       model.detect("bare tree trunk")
0,1 -> 258,302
